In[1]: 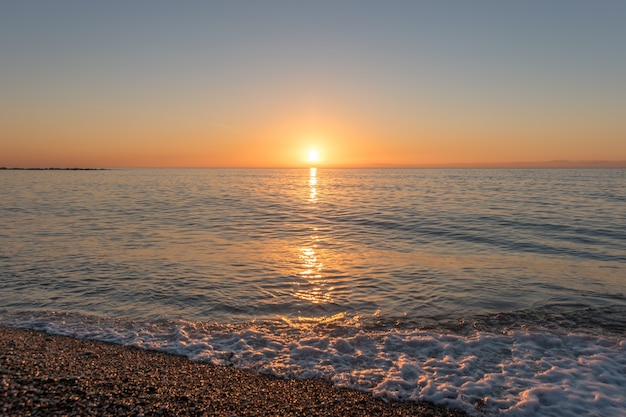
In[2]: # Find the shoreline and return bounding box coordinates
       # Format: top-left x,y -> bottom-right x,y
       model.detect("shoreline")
0,326 -> 467,416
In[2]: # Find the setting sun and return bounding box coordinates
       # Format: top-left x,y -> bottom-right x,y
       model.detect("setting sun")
307,149 -> 320,164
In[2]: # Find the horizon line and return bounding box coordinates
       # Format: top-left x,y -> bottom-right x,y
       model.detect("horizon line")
2,160 -> 626,170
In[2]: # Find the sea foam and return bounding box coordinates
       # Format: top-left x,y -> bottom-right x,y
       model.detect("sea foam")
3,313 -> 624,417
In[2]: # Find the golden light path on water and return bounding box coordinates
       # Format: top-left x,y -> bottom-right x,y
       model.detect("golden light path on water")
308,167 -> 318,203
282,167 -> 349,329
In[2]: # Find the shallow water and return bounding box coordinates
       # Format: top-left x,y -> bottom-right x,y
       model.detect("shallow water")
1,168 -> 625,416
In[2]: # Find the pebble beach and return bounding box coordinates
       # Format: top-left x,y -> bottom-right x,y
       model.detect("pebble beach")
0,327 -> 467,416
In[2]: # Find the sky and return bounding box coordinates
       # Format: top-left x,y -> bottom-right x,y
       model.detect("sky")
1,1 -> 625,168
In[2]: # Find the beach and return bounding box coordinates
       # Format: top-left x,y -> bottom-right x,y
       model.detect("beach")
0,326 -> 466,416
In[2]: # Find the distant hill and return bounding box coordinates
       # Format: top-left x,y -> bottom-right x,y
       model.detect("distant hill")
0,167 -> 108,171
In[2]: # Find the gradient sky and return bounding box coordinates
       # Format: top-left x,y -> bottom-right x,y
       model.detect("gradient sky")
1,1 -> 625,168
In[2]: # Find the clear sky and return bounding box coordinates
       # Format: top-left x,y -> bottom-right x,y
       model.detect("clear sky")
1,1 -> 625,168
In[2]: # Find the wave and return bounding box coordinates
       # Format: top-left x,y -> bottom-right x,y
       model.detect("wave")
1,310 -> 624,416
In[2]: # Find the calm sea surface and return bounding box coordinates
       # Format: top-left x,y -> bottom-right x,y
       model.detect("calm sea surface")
1,168 -> 625,416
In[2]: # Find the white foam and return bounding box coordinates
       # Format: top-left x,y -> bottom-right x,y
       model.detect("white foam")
3,315 -> 624,416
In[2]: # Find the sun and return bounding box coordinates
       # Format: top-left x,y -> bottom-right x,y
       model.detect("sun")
307,149 -> 320,164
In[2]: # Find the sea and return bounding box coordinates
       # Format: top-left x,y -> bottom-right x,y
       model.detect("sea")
1,168 -> 624,416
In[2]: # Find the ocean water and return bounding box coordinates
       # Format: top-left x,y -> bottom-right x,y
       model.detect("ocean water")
1,168 -> 624,416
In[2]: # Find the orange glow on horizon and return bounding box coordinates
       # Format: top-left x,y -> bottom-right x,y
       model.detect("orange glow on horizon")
1,117 -> 625,168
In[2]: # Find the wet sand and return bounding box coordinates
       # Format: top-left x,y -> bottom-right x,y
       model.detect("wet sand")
0,326 -> 467,416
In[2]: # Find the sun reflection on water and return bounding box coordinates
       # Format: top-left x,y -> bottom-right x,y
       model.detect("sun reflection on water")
291,168 -> 337,310
281,312 -> 347,330
293,238 -> 334,304
308,167 -> 317,203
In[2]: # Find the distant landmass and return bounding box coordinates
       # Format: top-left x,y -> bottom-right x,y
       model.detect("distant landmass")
0,167 -> 108,170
